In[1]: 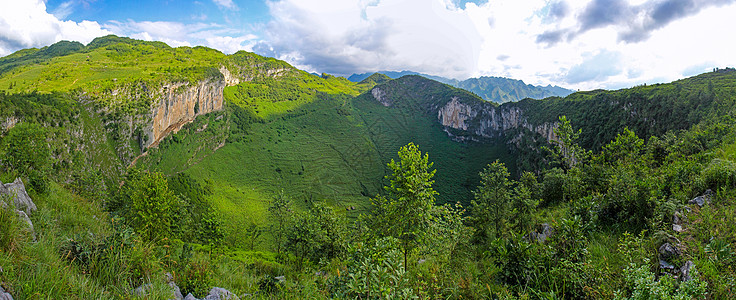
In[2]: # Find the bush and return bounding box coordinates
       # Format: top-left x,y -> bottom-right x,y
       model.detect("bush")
702,159 -> 736,191
0,123 -> 51,193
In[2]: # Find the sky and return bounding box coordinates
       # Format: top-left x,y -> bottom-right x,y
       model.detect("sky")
1,0 -> 735,90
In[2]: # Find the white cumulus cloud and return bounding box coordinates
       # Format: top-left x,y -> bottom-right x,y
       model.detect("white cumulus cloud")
0,0 -> 111,56
256,0 -> 484,79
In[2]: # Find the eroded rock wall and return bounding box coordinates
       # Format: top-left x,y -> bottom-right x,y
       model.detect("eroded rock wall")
146,79 -> 226,147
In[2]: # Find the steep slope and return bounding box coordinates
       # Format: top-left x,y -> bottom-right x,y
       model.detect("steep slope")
364,69 -> 736,171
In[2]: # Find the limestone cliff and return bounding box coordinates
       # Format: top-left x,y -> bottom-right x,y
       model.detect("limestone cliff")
435,95 -> 559,144
146,79 -> 226,148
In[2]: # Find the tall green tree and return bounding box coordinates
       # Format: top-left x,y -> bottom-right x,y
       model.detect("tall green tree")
115,168 -> 179,241
471,160 -> 512,241
370,143 -> 437,270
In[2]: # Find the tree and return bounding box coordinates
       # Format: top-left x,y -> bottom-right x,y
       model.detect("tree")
268,190 -> 292,254
115,168 -> 180,241
602,127 -> 644,164
369,143 -> 437,270
512,171 -> 539,232
548,115 -> 588,171
471,160 -> 511,242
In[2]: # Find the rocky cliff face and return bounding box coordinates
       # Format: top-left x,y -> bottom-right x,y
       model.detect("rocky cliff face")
146,79 -> 226,148
437,98 -> 559,143
371,90 -> 559,144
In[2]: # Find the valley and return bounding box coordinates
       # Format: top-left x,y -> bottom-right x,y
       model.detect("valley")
1,36 -> 736,299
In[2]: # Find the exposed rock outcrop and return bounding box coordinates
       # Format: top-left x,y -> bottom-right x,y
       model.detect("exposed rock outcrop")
371,87 -> 392,107
183,287 -> 240,300
2,178 -> 36,215
528,223 -> 554,243
434,96 -> 559,143
1,116 -> 19,133
0,178 -> 37,241
0,285 -> 13,300
147,79 -> 226,148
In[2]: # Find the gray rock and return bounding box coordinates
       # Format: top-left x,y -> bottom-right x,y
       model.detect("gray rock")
673,211 -> 683,225
2,178 -> 36,215
184,293 -> 198,300
659,259 -> 676,270
529,223 -> 554,243
688,189 -> 713,207
0,285 -> 13,300
680,260 -> 696,282
659,243 -> 682,261
204,287 -> 239,300
165,272 -> 183,300
274,276 -> 285,283
673,224 -> 683,233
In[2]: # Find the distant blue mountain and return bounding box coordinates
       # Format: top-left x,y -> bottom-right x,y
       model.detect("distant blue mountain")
347,71 -> 575,103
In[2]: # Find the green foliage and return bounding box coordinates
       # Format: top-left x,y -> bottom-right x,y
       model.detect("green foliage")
702,158 -> 736,190
0,122 -> 51,192
471,160 -> 512,241
603,127 -> 645,164
284,202 -> 347,269
615,262 -> 708,299
112,168 -> 179,241
268,190 -> 292,254
177,251 -> 214,297
335,237 -> 417,299
369,143 -> 437,269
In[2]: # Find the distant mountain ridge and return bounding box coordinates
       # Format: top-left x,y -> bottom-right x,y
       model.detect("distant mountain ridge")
347,71 -> 574,103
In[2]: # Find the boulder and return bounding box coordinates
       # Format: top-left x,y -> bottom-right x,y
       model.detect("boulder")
658,243 -> 682,261
184,294 -> 198,300
204,287 -> 240,300
165,272 -> 183,300
133,284 -> 151,297
659,259 -> 676,271
680,260 -> 696,282
528,223 -> 554,243
673,211 -> 683,225
0,285 -> 13,300
688,189 -> 713,207
672,224 -> 683,233
1,179 -> 36,215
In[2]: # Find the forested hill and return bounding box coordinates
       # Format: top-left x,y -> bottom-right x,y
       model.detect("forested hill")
348,71 -> 574,103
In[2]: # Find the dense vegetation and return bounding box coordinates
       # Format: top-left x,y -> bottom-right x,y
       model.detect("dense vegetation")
1,36 -> 736,299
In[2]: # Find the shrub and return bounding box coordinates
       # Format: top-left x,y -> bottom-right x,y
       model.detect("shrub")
702,159 -> 736,191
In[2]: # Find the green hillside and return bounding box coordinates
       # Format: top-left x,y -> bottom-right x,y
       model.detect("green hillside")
3,36 -> 736,298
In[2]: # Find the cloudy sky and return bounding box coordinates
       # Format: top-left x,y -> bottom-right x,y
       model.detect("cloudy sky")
1,0 -> 735,90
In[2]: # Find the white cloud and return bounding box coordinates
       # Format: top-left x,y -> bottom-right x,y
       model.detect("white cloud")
256,0 -> 736,90
52,1 -> 76,19
257,0 -> 484,79
104,20 -> 257,53
212,0 -> 238,10
0,0 -> 111,56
